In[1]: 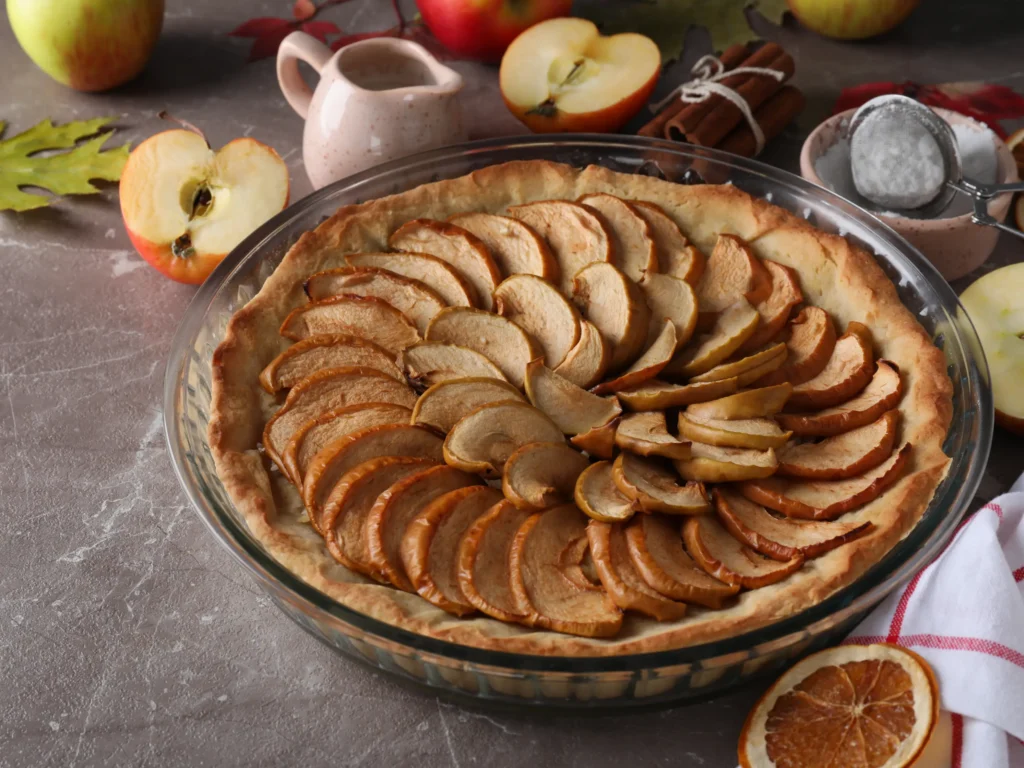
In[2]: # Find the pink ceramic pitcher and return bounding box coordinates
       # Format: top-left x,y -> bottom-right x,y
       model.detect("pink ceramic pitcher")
277,31 -> 466,189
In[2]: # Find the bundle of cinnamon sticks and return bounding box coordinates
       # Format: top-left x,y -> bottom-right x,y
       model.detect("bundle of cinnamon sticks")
639,42 -> 805,158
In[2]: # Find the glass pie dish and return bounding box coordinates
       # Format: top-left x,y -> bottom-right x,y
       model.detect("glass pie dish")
164,135 -> 992,709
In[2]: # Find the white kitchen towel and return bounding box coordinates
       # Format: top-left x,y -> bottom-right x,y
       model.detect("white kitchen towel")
844,472 -> 1024,767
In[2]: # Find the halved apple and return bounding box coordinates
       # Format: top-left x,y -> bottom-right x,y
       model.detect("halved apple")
524,358 -> 622,435
682,515 -> 803,589
631,200 -> 705,285
664,299 -> 760,378
401,341 -> 508,391
617,377 -> 739,411
499,17 -> 660,135
426,307 -> 540,388
578,193 -> 657,281
612,452 -> 710,515
591,320 -> 676,394
259,334 -> 402,393
575,461 -> 639,523
759,306 -> 837,386
553,319 -> 611,388
493,273 -> 581,368
685,382 -> 793,421
786,323 -> 875,411
443,400 -> 564,477
677,412 -> 791,450
448,212 -> 556,280
388,219 -> 502,309
456,499 -> 533,623
696,234 -> 772,319
638,272 -> 698,349
410,376 -> 524,434
674,442 -> 778,482
279,295 -> 421,353
570,416 -> 620,459
502,441 -> 590,510
614,411 -> 692,460
345,251 -> 475,307
777,410 -> 899,480
739,261 -> 803,353
572,262 -> 651,371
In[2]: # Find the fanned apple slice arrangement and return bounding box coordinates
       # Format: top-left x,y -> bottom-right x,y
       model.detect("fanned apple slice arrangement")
256,194 -> 911,639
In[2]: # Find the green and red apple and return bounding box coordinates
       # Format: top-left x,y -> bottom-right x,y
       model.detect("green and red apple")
786,0 -> 919,40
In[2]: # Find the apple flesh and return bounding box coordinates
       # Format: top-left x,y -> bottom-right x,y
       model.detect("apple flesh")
7,0 -> 164,92
500,18 -> 660,134
120,129 -> 289,284
786,0 -> 919,40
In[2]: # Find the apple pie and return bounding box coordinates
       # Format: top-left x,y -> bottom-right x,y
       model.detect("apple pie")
209,161 -> 952,656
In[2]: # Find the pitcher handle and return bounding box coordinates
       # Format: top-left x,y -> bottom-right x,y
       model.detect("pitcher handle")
277,31 -> 332,119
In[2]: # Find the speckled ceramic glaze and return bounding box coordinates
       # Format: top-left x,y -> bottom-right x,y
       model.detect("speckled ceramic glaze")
801,107 -> 1019,281
277,32 -> 466,189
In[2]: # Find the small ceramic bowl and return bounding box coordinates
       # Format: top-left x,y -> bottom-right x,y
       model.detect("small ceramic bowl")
800,107 -> 1019,281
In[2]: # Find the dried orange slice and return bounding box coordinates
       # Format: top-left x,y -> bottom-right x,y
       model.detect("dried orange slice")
739,643 -> 939,768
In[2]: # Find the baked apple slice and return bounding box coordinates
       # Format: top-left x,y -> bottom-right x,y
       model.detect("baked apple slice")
502,441 -> 590,511
614,411 -> 692,460
682,515 -> 804,589
443,400 -> 564,477
426,307 -> 541,388
759,306 -> 837,386
578,193 -> 658,281
553,319 -> 611,388
777,360 -> 903,437
410,377 -> 524,434
570,416 -> 620,459
388,219 -> 502,309
676,412 -> 791,450
685,382 -> 793,421
259,334 -> 402,393
506,200 -> 613,297
448,212 -> 556,280
572,262 -> 651,371
738,261 -> 803,353
674,442 -> 778,482
786,323 -> 875,411
664,299 -> 760,378
401,341 -> 508,391
493,274 -> 582,368
366,464 -> 480,591
713,487 -> 872,561
625,514 -> 739,608
638,272 -> 698,349
345,251 -> 475,307
612,452 -> 710,515
689,343 -> 787,386
740,443 -> 913,520
524,359 -> 622,435
279,295 -> 421,352
696,234 -> 772,320
401,485 -> 504,616
631,200 -> 705,284
617,377 -> 739,411
509,505 -> 624,637
591,320 -> 676,394
456,499 -> 533,623
575,461 -> 640,523
777,410 -> 900,479
588,520 -> 688,621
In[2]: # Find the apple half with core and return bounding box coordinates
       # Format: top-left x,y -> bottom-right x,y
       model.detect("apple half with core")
500,18 -> 660,134
120,129 -> 289,284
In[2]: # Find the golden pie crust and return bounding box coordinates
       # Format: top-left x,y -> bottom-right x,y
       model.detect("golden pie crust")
209,161 -> 952,656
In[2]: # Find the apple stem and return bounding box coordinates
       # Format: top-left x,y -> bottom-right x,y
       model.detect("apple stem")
526,99 -> 558,118
158,110 -> 210,149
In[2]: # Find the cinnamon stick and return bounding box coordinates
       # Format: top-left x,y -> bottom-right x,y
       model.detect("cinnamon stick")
716,86 -> 806,157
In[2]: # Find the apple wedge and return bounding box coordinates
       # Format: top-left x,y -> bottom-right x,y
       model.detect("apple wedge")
507,200 -> 613,297
685,382 -> 793,421
575,461 -> 640,523
411,377 -> 524,434
553,319 -> 611,388
345,251 -> 475,307
493,274 -> 582,368
302,266 -> 447,335
739,261 -> 803,353
696,234 -> 772,319
740,443 -> 913,520
674,442 -> 778,482
259,334 -> 402,393
524,358 -> 622,435
759,306 -> 837,386
676,412 -> 791,450
443,400 -> 564,478
786,323 -> 875,411
502,441 -> 590,511
456,499 -> 533,623
777,410 -> 900,480
570,416 -> 620,459
617,377 -> 739,411
777,360 -> 903,437
388,219 -> 502,310
713,488 -> 872,561
279,295 -> 421,353
401,341 -> 508,391
448,212 -> 556,280
612,452 -> 710,515
572,262 -> 651,371
689,343 -> 786,386
426,307 -> 541,388
682,516 -> 803,589
401,485 -> 503,616
509,505 -> 624,637
587,520 -> 688,621
631,200 -> 705,285
638,273 -> 698,350
664,299 -> 760,378
578,193 -> 657,282
614,411 -> 692,460
591,320 -> 677,394
625,514 -> 739,608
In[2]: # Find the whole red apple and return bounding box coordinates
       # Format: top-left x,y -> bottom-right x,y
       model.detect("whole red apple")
416,0 -> 573,62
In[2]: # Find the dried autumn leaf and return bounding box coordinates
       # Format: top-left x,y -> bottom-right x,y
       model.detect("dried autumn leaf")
0,117 -> 130,213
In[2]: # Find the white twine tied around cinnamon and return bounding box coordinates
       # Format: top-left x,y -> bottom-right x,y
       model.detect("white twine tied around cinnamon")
650,54 -> 786,155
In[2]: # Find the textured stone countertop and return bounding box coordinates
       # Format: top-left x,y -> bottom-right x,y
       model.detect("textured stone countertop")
2,0 -> 1023,765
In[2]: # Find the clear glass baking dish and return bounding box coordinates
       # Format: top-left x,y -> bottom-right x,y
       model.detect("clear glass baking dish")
164,135 -> 992,709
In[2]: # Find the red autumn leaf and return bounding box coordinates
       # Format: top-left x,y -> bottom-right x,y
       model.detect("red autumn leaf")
229,17 -> 293,38
293,0 -> 316,21
248,23 -> 298,61
301,20 -> 342,43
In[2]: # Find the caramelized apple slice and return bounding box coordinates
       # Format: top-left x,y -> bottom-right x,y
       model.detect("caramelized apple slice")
524,359 -> 622,435
575,461 -> 639,523
683,516 -> 803,589
696,234 -> 772,318
578,193 -> 658,282
591,320 -> 677,395
401,485 -> 503,616
674,443 -> 778,482
509,505 -> 624,637
713,487 -> 872,561
685,383 -> 793,421
426,307 -> 541,388
259,334 -> 402,393
457,499 -> 533,622
625,514 -> 739,608
552,319 -> 612,388
759,306 -> 837,386
279,295 -> 421,352
443,401 -> 564,478
401,341 -> 507,391
676,412 -> 791,450
612,452 -> 710,515
740,443 -> 913,520
572,262 -> 651,371
786,323 -> 875,411
588,520 -> 688,621
410,377 -> 524,434
689,343 -> 786,385
448,212 -> 556,280
777,411 -> 900,480
570,416 -> 620,459
739,261 -> 803,353
502,441 -> 590,511
665,299 -> 760,378
777,361 -> 903,437
631,200 -> 705,284
639,272 -> 698,349
617,377 -> 739,411
345,251 -> 475,307
614,411 -> 692,460
493,274 -> 581,368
